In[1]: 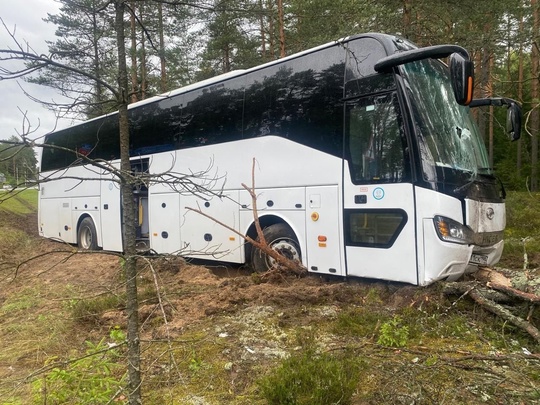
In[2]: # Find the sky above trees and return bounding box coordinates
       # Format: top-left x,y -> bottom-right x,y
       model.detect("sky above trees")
0,0 -> 62,141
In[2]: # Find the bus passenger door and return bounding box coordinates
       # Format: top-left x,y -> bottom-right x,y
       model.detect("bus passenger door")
343,93 -> 418,284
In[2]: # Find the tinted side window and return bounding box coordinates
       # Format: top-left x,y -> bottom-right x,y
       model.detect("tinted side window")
243,46 -> 345,157
41,115 -> 119,172
130,95 -> 182,156
344,37 -> 390,98
181,78 -> 244,148
345,209 -> 408,248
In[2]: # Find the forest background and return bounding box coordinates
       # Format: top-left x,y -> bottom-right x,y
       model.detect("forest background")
1,1 -> 540,404
1,0 -> 539,191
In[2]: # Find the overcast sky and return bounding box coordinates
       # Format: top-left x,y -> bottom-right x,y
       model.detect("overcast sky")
0,0 -> 66,141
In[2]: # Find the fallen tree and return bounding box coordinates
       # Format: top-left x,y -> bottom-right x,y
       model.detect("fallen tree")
443,269 -> 540,344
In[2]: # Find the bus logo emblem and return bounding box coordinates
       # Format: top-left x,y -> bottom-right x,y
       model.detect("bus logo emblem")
486,208 -> 495,220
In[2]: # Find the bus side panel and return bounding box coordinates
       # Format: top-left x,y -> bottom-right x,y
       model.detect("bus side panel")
343,183 -> 418,284
179,191 -> 242,262
39,198 -> 61,240
69,197 -> 100,244
305,185 -> 343,276
239,187 -> 308,267
148,192 -> 181,254
100,168 -> 123,252
39,166 -> 102,245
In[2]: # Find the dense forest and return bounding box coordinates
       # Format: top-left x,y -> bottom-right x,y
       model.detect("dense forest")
18,0 -> 540,192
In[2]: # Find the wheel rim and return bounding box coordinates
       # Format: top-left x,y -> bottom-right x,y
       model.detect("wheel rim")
80,226 -> 93,249
266,238 -> 300,268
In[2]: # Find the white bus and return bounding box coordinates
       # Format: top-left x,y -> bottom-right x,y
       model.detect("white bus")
38,33 -> 521,286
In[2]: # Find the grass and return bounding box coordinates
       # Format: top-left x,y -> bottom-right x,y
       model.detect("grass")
258,348 -> 361,405
0,188 -> 38,215
500,191 -> 540,268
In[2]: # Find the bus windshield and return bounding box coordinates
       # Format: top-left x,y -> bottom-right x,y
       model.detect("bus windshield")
401,59 -> 491,183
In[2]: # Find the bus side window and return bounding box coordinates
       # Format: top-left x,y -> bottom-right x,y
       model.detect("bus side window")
346,93 -> 406,184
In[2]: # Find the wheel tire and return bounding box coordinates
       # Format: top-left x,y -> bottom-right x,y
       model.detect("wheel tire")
77,217 -> 98,250
251,223 -> 301,272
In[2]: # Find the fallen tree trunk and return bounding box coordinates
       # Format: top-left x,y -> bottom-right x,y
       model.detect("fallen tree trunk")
468,288 -> 540,344
443,279 -> 540,344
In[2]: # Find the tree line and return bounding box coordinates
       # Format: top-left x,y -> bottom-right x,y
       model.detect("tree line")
0,137 -> 37,187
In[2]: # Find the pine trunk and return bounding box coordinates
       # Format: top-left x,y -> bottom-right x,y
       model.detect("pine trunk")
277,0 -> 285,58
403,0 -> 412,39
129,1 -> 139,103
158,3 -> 168,92
115,1 -> 142,403
259,0 -> 267,61
517,5 -> 524,171
532,0 -> 539,191
139,5 -> 147,100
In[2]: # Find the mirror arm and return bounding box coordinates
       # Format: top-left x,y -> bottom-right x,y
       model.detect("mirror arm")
469,97 -> 519,108
374,45 -> 470,72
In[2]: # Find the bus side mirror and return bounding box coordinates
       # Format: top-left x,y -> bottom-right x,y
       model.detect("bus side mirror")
449,53 -> 474,106
507,102 -> 522,141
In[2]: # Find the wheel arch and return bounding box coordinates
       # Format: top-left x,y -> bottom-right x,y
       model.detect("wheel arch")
76,213 -> 102,248
244,214 -> 304,264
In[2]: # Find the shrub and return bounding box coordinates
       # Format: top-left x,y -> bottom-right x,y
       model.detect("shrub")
377,316 -> 409,347
32,328 -> 126,404
258,349 -> 360,405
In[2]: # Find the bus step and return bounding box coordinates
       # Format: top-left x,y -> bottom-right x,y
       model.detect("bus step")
136,239 -> 150,252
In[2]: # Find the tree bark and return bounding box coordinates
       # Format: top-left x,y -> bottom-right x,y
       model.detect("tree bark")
277,0 -> 285,58
531,0 -> 539,191
259,0 -> 267,61
115,1 -> 141,403
443,281 -> 540,345
402,0 -> 412,39
489,55 -> 494,168
129,1 -> 139,103
517,5 -> 524,171
267,0 -> 275,59
91,10 -> 104,113
158,2 -> 168,92
468,289 -> 540,344
139,4 -> 147,100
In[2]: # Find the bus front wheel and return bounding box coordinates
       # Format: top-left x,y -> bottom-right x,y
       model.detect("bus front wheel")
251,223 -> 301,272
77,217 -> 98,250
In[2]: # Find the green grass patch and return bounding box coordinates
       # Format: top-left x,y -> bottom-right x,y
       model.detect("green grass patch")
499,191 -> 540,268
0,289 -> 40,316
504,191 -> 540,238
0,228 -> 33,253
0,189 -> 38,215
258,348 -> 361,405
333,307 -> 387,338
31,328 -> 126,404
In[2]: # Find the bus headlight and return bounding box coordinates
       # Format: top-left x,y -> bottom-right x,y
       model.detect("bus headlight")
433,215 -> 474,245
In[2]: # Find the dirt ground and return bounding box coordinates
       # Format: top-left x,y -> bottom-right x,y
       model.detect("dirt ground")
2,209 -> 540,404
5,209 -> 416,337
